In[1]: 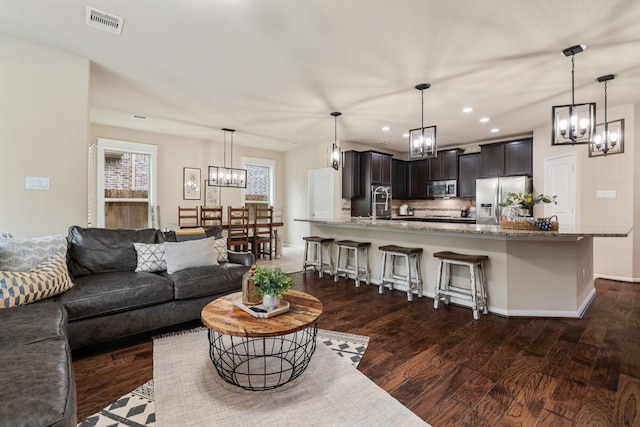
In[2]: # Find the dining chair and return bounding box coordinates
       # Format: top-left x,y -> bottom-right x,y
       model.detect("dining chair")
178,206 -> 199,228
201,206 -> 223,228
227,206 -> 250,251
252,206 -> 274,260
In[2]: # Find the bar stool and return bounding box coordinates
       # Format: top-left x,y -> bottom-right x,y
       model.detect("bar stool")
334,240 -> 371,287
302,236 -> 334,278
433,251 -> 489,320
378,245 -> 423,301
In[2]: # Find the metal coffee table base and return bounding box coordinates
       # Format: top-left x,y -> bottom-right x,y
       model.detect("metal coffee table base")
208,324 -> 318,391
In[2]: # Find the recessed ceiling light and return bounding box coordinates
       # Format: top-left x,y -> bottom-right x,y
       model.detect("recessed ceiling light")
402,133 -> 409,138
382,126 -> 390,131
462,107 -> 473,113
480,117 -> 490,123
491,128 -> 500,133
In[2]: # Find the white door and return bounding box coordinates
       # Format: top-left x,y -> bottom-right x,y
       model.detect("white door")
544,152 -> 576,224
308,168 -> 334,219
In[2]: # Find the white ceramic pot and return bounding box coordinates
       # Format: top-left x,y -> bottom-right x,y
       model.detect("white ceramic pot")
262,294 -> 280,310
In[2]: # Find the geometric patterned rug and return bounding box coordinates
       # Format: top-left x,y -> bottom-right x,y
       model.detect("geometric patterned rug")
77,328 -> 369,427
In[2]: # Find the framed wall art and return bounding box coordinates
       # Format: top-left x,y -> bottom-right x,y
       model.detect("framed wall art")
204,179 -> 220,206
183,167 -> 201,200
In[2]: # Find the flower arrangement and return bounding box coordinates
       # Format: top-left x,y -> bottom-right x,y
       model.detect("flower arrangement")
253,266 -> 292,298
500,192 -> 557,211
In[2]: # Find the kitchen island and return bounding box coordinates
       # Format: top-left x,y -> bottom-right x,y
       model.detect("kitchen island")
295,218 -> 631,318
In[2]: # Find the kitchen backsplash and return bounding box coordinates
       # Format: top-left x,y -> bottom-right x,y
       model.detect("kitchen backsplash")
342,198 -> 476,218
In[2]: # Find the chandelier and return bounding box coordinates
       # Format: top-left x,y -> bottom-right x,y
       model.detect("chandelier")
207,128 -> 247,188
409,83 -> 437,159
551,44 -> 596,146
589,74 -> 624,157
328,112 -> 342,170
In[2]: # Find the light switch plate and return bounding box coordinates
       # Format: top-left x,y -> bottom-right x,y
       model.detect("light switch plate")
596,190 -> 616,199
26,177 -> 50,190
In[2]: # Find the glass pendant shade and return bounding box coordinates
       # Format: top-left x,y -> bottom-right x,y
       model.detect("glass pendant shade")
328,112 -> 342,171
408,125 -> 437,159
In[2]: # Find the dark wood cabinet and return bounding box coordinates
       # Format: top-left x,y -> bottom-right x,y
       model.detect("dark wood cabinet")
407,159 -> 429,199
480,138 -> 532,178
341,150 -> 361,198
480,143 -> 505,177
458,153 -> 480,199
370,151 -> 392,185
504,138 -> 533,176
429,149 -> 462,181
392,159 -> 407,200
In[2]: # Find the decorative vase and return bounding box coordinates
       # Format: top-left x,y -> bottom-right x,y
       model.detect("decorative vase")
241,265 -> 262,306
262,294 -> 280,310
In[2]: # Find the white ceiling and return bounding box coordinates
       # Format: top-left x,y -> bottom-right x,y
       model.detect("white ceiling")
2,0 -> 640,152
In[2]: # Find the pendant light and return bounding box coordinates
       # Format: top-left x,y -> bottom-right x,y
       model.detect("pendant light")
589,74 -> 624,157
409,83 -> 437,159
207,128 -> 247,188
551,44 -> 596,146
328,112 -> 342,170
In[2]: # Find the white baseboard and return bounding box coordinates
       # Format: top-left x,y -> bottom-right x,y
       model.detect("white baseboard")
594,273 -> 640,283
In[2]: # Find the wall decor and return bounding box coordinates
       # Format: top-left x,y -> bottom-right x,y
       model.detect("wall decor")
204,180 -> 220,206
183,167 -> 201,200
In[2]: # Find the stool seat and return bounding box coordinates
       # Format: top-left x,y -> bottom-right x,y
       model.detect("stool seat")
379,245 -> 423,255
433,251 -> 489,320
334,240 -> 371,287
303,236 -> 334,278
378,245 -> 423,301
433,251 -> 488,263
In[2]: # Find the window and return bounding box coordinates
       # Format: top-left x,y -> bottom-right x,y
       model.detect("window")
242,157 -> 275,206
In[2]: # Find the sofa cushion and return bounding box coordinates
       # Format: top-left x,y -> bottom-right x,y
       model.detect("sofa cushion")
56,271 -> 174,321
67,226 -> 162,277
163,237 -> 219,274
134,243 -> 167,272
161,226 -> 223,242
163,263 -> 248,300
0,254 -> 73,309
0,234 -> 67,272
0,300 -> 66,349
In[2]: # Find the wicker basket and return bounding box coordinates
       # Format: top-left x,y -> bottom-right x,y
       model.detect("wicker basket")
499,215 -> 559,231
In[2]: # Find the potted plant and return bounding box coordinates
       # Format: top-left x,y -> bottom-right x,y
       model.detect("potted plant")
253,266 -> 292,310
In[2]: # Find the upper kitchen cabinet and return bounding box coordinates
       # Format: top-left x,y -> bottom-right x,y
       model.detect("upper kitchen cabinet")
342,150 -> 361,198
458,153 -> 480,199
429,148 -> 463,181
407,159 -> 429,199
367,151 -> 393,185
392,159 -> 407,200
504,138 -> 533,176
480,138 -> 532,177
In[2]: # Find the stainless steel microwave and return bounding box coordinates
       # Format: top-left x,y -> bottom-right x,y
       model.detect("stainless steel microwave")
427,180 -> 457,198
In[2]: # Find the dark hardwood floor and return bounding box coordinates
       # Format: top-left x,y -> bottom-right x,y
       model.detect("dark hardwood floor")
73,273 -> 640,426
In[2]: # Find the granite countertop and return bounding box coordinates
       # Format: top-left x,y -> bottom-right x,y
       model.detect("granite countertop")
295,217 -> 632,239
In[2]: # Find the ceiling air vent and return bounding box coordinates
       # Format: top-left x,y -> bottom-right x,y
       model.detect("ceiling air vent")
86,6 -> 124,35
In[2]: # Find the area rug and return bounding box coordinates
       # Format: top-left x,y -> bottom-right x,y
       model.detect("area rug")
78,328 -> 371,427
153,328 -> 429,426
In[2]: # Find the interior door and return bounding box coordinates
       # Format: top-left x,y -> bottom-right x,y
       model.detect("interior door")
308,168 -> 334,219
544,152 -> 576,224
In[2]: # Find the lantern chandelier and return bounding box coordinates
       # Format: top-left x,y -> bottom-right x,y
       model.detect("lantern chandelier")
589,74 -> 624,157
409,83 -> 437,159
328,111 -> 343,170
551,44 -> 596,146
207,128 -> 247,188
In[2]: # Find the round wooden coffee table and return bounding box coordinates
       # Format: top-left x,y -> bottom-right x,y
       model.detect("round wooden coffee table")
201,290 -> 323,390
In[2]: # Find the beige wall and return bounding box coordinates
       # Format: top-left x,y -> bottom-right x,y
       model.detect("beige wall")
0,36 -> 89,237
89,124 -> 286,228
532,103 -> 637,281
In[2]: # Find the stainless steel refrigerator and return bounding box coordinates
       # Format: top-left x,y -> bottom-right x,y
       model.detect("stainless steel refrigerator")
475,176 -> 532,225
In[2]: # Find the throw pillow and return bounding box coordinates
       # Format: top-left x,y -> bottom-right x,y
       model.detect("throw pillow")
175,228 -> 207,242
133,243 -> 167,272
213,238 -> 228,264
0,235 -> 67,272
0,254 -> 73,309
163,236 -> 219,274
0,232 -> 13,238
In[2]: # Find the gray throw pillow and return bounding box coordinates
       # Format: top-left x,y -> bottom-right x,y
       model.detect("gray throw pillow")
0,235 -> 67,272
163,237 -> 219,274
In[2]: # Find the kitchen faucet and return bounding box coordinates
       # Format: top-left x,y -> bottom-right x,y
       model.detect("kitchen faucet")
372,186 -> 391,222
